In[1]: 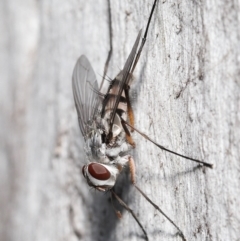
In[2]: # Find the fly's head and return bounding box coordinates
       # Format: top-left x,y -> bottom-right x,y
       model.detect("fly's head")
81,162 -> 120,192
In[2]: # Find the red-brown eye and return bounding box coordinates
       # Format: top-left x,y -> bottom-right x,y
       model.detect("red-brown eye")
88,163 -> 111,180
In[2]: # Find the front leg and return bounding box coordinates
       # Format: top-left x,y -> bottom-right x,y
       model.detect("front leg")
128,157 -> 187,241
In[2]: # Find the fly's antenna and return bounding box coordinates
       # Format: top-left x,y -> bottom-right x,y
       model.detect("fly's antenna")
122,118 -> 213,168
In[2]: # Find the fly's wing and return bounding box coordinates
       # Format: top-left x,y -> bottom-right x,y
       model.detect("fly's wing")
107,30 -> 142,135
72,55 -> 101,139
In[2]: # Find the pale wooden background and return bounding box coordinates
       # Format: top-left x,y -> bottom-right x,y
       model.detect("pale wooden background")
1,0 -> 239,241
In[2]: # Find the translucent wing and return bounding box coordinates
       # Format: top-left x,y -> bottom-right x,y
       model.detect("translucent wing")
107,30 -> 142,134
72,55 -> 101,139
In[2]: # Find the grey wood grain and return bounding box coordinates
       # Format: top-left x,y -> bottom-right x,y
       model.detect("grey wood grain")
1,0 -> 239,241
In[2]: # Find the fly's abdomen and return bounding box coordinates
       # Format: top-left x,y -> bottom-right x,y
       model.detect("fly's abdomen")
101,71 -> 135,146
102,72 -> 128,121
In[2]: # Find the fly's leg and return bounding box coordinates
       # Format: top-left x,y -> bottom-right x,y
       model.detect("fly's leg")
124,87 -> 135,132
124,0 -> 158,132
127,157 -> 187,241
121,117 -> 135,147
104,0 -> 159,140
110,156 -> 148,240
111,190 -> 149,241
100,0 -> 113,91
134,184 -> 187,241
110,192 -> 122,219
131,0 -> 159,74
128,156 -> 136,184
122,118 -> 213,168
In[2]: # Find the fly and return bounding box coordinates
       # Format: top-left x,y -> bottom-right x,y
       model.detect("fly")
72,0 -> 213,240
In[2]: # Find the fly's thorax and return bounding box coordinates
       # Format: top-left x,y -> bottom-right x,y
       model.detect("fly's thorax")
105,140 -> 132,157
87,129 -> 104,159
84,130 -> 101,160
85,123 -> 126,163
82,162 -> 121,191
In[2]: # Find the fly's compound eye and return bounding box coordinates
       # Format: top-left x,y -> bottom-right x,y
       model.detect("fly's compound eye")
88,163 -> 110,180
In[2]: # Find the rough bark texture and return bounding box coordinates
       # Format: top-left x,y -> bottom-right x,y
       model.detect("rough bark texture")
1,0 -> 240,241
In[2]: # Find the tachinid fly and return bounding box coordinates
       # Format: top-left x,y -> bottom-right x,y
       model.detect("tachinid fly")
72,0 -> 213,240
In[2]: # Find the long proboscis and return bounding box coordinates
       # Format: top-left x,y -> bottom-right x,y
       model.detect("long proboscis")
122,119 -> 213,168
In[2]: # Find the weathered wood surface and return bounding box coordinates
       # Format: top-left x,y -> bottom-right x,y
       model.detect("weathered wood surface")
1,0 -> 239,241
